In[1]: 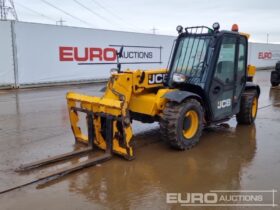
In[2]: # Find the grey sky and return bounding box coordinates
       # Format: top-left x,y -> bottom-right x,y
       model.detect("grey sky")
9,0 -> 280,43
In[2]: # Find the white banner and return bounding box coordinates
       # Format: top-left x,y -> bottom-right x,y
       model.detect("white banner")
3,21 -> 280,87
248,42 -> 280,68
0,21 -> 15,87
14,22 -> 175,85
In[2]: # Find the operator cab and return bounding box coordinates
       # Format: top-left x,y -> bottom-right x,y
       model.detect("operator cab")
167,23 -> 248,122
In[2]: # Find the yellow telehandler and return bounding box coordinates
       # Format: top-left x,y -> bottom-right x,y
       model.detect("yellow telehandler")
17,23 -> 260,182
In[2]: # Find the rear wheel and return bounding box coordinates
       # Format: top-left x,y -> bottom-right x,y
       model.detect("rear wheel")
271,71 -> 279,86
247,77 -> 253,82
236,90 -> 258,124
271,81 -> 279,87
160,99 -> 203,150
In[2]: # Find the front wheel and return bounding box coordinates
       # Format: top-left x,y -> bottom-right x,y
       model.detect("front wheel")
160,99 -> 203,150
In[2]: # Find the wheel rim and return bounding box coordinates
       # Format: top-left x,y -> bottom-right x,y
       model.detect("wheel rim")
251,97 -> 258,118
183,110 -> 199,139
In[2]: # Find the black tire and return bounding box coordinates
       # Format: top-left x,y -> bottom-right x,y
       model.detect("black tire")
276,61 -> 280,71
236,90 -> 258,124
159,99 -> 203,150
271,81 -> 279,87
247,77 -> 253,82
271,71 -> 279,86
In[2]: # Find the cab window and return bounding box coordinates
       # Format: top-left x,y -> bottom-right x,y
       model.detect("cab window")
238,37 -> 246,73
214,37 -> 237,84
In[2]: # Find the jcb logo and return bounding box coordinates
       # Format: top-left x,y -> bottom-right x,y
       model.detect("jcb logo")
148,73 -> 167,84
217,99 -> 231,109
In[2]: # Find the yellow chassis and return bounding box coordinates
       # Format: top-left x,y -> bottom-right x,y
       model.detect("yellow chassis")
67,66 -> 256,159
67,69 -> 173,159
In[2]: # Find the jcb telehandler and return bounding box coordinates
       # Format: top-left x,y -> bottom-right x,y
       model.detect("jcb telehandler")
17,23 -> 260,182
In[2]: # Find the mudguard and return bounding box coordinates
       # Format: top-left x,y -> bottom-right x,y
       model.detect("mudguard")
245,82 -> 261,96
162,90 -> 202,103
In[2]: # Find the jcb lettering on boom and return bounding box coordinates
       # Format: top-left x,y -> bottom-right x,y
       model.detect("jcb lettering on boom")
148,73 -> 167,84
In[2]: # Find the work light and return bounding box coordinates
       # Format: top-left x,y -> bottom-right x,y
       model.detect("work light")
173,73 -> 186,83
176,25 -> 183,34
110,68 -> 119,75
212,22 -> 220,31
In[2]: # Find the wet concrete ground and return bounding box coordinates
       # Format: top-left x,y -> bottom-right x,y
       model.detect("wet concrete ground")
0,70 -> 279,209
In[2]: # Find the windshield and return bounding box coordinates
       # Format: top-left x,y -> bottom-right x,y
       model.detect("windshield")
170,36 -> 212,79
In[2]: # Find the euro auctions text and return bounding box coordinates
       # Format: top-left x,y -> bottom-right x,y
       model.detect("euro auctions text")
166,190 -> 278,207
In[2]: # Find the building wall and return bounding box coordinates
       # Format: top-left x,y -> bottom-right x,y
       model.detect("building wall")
1,21 -> 280,88
13,22 -> 174,85
248,42 -> 280,69
0,21 -> 15,87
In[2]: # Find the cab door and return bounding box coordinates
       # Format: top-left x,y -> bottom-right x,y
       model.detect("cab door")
233,36 -> 247,114
209,36 -> 237,121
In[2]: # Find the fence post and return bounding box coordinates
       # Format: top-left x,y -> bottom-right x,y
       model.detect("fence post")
11,20 -> 19,88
